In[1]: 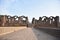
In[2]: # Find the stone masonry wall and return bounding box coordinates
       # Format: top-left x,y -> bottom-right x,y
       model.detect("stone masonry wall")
32,16 -> 59,28
0,15 -> 28,27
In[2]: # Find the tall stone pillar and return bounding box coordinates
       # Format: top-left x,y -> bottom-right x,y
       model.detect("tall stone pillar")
39,17 -> 42,21
2,15 -> 6,26
18,17 -> 22,24
55,16 -> 59,28
26,17 -> 28,27
0,16 -> 2,26
32,18 -> 35,27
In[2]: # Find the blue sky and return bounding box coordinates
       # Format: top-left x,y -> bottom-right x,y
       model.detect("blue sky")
0,0 -> 60,22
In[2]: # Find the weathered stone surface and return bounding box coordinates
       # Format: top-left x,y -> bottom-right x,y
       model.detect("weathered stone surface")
0,15 -> 28,27
0,15 -> 60,28
32,16 -> 59,28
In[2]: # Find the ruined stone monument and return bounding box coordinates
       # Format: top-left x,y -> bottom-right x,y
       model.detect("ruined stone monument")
0,15 -> 60,28
0,15 -> 28,27
32,16 -> 59,28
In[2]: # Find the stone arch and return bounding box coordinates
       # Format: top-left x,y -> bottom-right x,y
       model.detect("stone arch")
14,16 -> 18,21
32,17 -> 35,24
20,16 -> 28,26
49,16 -> 55,24
49,16 -> 55,20
42,16 -> 48,22
21,16 -> 27,20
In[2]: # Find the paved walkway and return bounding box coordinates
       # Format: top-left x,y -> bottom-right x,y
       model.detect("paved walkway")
0,28 -> 37,40
32,28 -> 60,40
0,27 -> 60,40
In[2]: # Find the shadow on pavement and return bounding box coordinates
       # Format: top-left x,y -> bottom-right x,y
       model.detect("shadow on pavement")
32,27 -> 60,40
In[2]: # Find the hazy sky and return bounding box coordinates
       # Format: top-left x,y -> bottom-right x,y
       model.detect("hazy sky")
0,0 -> 60,22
